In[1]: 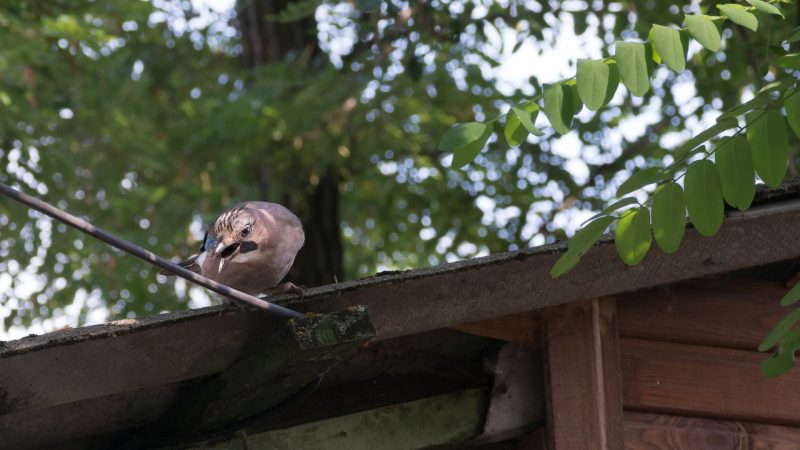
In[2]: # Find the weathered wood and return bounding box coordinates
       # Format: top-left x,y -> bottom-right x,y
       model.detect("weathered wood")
451,311 -> 541,346
624,411 -> 800,449
283,199 -> 800,340
517,427 -> 549,450
0,310 -> 287,416
617,278 -> 787,350
189,389 -> 489,450
2,329 -> 491,450
160,307 -> 375,434
543,298 -> 625,450
0,382 -> 180,450
3,199 -> 800,420
621,339 -> 800,424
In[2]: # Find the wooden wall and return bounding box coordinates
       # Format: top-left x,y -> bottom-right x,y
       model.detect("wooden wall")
543,278 -> 800,449
459,277 -> 800,449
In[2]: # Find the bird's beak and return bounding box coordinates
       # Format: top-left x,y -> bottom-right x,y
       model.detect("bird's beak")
214,241 -> 241,273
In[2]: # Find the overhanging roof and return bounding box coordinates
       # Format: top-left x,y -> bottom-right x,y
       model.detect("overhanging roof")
2,180 -> 800,448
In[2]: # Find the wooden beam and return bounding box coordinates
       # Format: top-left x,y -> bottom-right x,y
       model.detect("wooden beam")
188,389 -> 489,450
621,339 -> 800,424
617,278 -> 787,350
451,311 -> 540,346
543,298 -> 624,450
284,199 -> 800,340
0,382 -> 179,450
158,307 -> 375,434
0,310 -> 289,416
4,199 -> 800,418
624,411 -> 800,449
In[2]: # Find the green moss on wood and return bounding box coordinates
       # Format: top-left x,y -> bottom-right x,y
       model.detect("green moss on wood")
160,306 -> 375,434
194,389 -> 488,450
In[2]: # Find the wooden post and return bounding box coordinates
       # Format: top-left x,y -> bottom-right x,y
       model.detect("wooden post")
542,298 -> 624,450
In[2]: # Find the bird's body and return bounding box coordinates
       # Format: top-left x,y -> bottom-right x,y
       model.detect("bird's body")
175,202 -> 305,298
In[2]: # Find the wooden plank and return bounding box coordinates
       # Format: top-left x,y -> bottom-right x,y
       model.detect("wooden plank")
3,199 -> 800,418
617,278 -> 787,350
159,307 -> 375,434
624,411 -> 800,449
543,298 -> 624,450
0,310 -> 288,416
190,389 -> 489,450
621,339 -> 800,424
451,311 -> 540,346
283,199 -> 800,340
0,383 -> 180,450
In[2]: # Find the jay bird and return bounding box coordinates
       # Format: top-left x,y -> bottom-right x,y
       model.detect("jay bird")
168,202 -> 305,299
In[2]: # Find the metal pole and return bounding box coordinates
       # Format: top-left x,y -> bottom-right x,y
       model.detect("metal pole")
0,182 -> 305,320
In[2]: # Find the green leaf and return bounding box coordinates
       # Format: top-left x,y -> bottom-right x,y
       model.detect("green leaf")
505,113 -> 528,147
561,80 -> 583,121
569,215 -> 616,257
715,136 -> 756,210
615,41 -> 651,96
684,160 -> 724,237
746,0 -> 784,17
650,24 -> 686,72
761,328 -> 800,377
504,102 -> 542,147
440,122 -> 488,151
614,207 -> 652,265
582,197 -> 640,225
718,94 -> 771,121
676,117 -> 739,156
550,249 -> 581,278
778,53 -> 800,70
781,280 -> 800,307
576,59 -> 619,111
616,167 -> 662,197
685,14 -> 722,52
788,28 -> 800,43
444,122 -> 493,168
511,105 -> 542,135
543,83 -> 576,135
785,90 -> 800,138
651,182 -> 686,254
758,78 -> 795,96
551,215 -> 616,278
717,4 -> 758,31
760,307 -> 800,351
746,110 -> 788,187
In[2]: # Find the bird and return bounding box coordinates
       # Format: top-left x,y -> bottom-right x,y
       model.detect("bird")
166,202 -> 305,300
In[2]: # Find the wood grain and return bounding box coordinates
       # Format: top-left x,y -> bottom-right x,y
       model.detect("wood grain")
4,201 -> 800,419
624,411 -> 800,449
451,311 -> 541,346
621,339 -> 800,424
543,298 -> 624,450
617,278 -> 788,350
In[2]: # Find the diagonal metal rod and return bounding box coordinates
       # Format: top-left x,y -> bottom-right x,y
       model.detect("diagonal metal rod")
0,182 -> 305,320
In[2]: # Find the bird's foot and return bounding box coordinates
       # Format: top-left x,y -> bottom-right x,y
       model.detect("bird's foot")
266,282 -> 306,299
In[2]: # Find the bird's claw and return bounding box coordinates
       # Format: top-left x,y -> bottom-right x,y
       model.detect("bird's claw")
265,282 -> 306,299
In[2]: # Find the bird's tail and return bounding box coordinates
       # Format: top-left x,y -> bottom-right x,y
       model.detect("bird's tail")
159,255 -> 201,276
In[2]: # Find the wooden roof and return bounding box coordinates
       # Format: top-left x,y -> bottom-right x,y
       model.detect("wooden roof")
2,180 -> 800,449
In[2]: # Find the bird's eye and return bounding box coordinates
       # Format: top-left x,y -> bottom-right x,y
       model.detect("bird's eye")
240,226 -> 251,238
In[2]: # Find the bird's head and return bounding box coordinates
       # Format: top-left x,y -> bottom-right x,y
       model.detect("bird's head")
209,207 -> 262,274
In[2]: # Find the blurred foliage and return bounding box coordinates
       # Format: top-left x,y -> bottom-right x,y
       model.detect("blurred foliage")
0,0 -> 795,334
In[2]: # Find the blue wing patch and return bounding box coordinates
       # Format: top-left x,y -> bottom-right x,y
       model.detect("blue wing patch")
200,230 -> 217,253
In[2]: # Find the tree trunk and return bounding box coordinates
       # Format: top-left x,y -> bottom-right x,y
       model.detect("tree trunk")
237,0 -> 343,287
